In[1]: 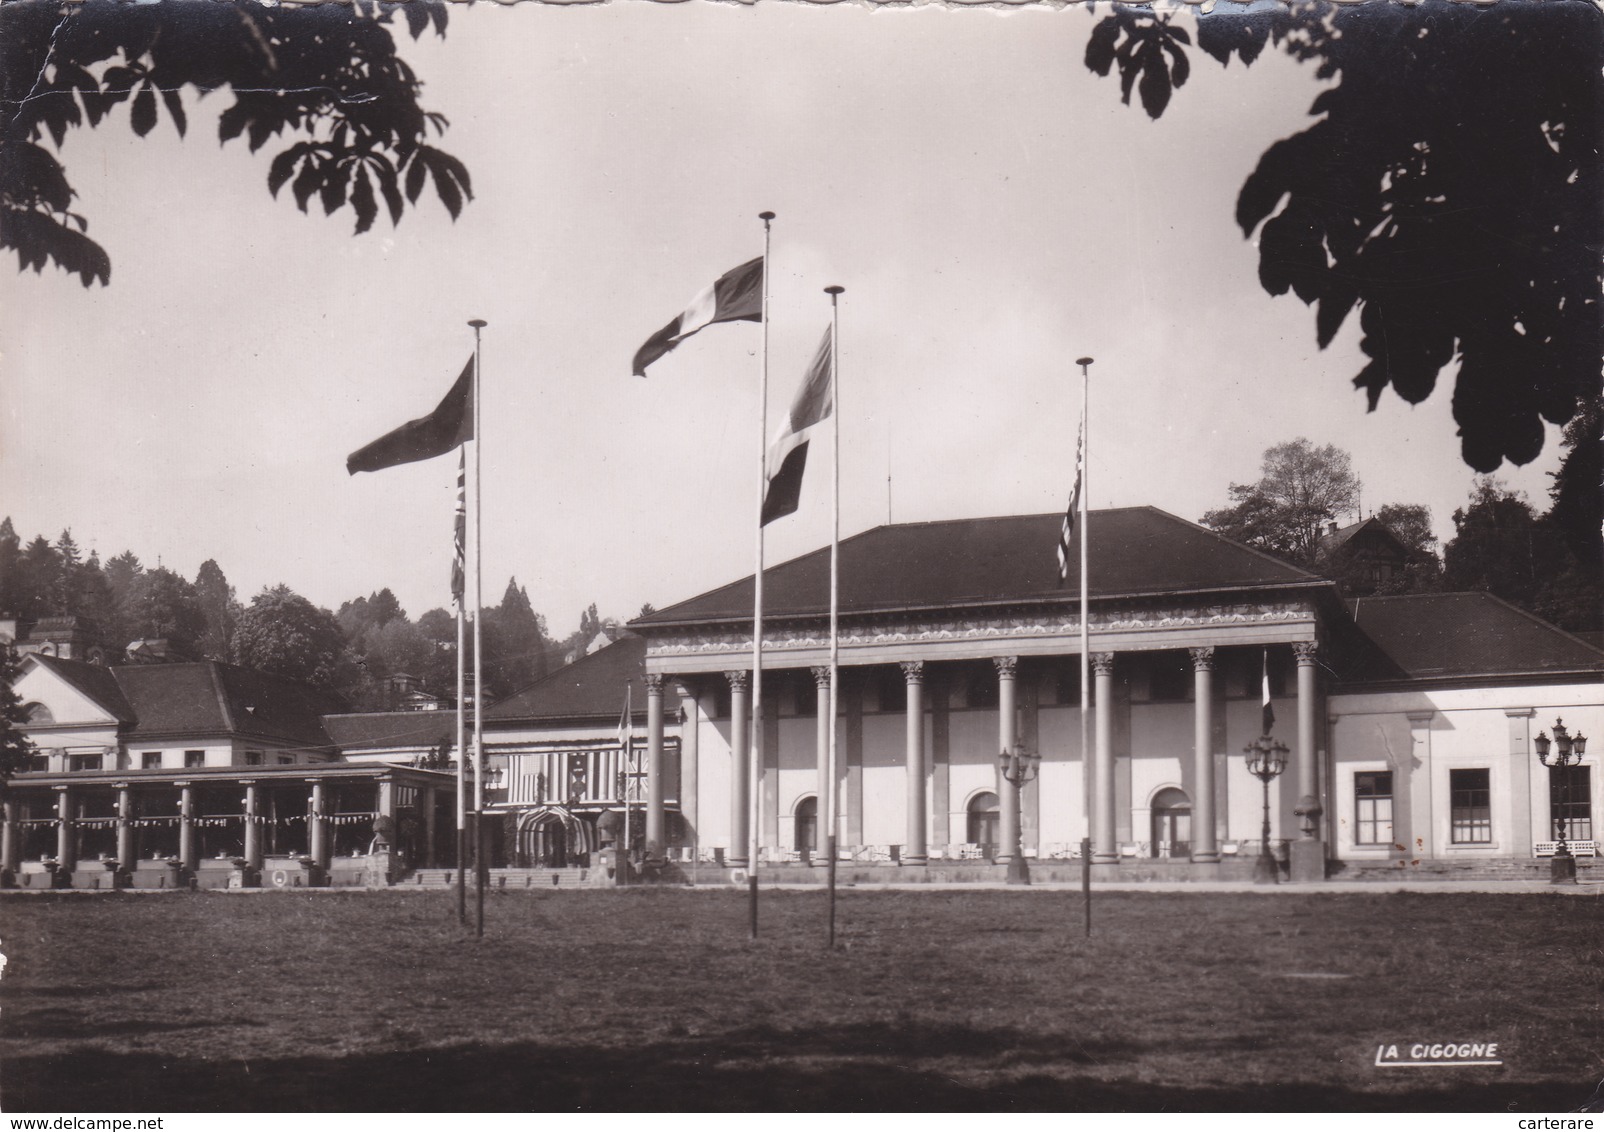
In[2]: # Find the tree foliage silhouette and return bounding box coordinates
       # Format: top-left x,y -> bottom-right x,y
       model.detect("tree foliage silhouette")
1086,0 -> 1601,483
1,0 -> 470,286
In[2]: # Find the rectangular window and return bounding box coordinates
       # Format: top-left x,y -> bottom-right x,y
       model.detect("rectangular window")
141,752 -> 161,770
1449,768 -> 1492,844
966,669 -> 999,710
245,750 -> 264,767
1147,654 -> 1191,702
28,754 -> 49,773
794,674 -> 818,718
1550,765 -> 1593,843
184,750 -> 205,768
877,668 -> 907,714
1354,771 -> 1394,846
277,754 -> 295,765
68,753 -> 103,772
1052,663 -> 1081,708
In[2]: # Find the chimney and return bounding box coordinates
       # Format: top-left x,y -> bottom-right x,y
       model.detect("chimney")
1328,521 -> 1339,536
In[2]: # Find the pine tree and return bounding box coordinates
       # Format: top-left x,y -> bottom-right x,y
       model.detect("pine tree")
0,645 -> 37,797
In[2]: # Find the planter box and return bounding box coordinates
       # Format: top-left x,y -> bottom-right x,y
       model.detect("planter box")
130,860 -> 185,890
17,861 -> 63,890
262,857 -> 324,888
71,860 -> 123,890
327,852 -> 396,888
196,859 -> 255,890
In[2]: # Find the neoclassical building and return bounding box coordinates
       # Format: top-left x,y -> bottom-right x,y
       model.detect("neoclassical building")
587,507 -> 1601,879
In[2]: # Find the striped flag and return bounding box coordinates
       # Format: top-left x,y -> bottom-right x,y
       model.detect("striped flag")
632,256 -> 765,376
451,450 -> 466,607
762,325 -> 833,525
1056,415 -> 1085,584
1261,649 -> 1276,734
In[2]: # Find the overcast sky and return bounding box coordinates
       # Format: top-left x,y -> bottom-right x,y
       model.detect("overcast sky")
0,1 -> 1565,637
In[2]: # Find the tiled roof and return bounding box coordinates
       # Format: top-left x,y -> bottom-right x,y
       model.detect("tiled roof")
486,636 -> 681,723
1343,592 -> 1604,683
635,507 -> 1320,626
322,711 -> 456,751
110,662 -> 343,746
25,653 -> 135,723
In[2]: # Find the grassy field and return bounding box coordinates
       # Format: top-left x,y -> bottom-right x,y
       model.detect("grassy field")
2,887 -> 1601,1112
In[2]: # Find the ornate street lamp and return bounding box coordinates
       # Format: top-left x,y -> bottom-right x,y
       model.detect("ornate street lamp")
1534,717 -> 1588,885
998,742 -> 1041,886
1243,732 -> 1289,884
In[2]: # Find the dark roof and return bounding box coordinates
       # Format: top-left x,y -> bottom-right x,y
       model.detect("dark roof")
1319,517 -> 1408,559
1343,592 -> 1604,683
635,507 -> 1320,627
322,711 -> 456,751
25,653 -> 135,723
111,661 -> 343,747
486,636 -> 681,723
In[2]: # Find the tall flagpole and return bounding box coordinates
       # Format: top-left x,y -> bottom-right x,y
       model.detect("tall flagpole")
455,451 -> 467,927
750,211 -> 774,940
825,285 -> 844,950
469,318 -> 487,939
1076,356 -> 1093,938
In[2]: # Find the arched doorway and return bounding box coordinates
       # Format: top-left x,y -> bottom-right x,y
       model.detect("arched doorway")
794,795 -> 817,854
967,791 -> 1000,859
516,807 -> 593,868
1150,787 -> 1191,859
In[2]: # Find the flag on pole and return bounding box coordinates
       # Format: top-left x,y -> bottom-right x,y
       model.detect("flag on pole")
1057,415 -> 1085,584
346,357 -> 474,474
1262,649 -> 1275,734
617,684 -> 633,799
762,325 -> 834,525
451,449 -> 466,607
632,256 -> 765,376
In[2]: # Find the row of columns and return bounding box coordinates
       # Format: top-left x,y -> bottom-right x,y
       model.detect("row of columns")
635,642 -> 1322,868
0,780 -> 439,876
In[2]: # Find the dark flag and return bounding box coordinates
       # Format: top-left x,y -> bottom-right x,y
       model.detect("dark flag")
347,357 -> 474,474
632,256 -> 764,376
761,325 -> 833,525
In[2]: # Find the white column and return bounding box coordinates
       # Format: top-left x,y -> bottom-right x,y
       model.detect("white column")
645,674 -> 666,857
726,670 -> 750,869
812,666 -> 831,864
903,661 -> 927,866
1092,652 -> 1118,864
1189,647 -> 1219,864
994,656 -> 1019,864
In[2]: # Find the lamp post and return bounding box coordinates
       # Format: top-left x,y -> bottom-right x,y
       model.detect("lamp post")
1534,717 -> 1588,885
1243,732 -> 1289,884
998,742 -> 1041,885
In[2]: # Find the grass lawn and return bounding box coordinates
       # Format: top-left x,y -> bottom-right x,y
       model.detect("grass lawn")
2,887 -> 1601,1112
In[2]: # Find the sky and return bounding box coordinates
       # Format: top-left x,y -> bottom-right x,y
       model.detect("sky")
0,1 -> 1568,638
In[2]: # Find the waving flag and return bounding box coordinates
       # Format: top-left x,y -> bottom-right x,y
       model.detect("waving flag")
762,325 -> 834,525
632,256 -> 764,376
347,357 -> 474,474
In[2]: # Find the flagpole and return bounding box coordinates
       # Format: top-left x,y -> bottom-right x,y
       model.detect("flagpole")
455,451 -> 467,927
825,285 -> 844,950
1076,356 -> 1092,938
750,211 -> 774,941
469,318 -> 487,939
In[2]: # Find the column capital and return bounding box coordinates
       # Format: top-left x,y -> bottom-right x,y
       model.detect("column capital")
992,655 -> 1018,680
1091,651 -> 1116,676
724,670 -> 749,693
643,673 -> 665,694
1188,646 -> 1216,671
1292,641 -> 1320,666
900,660 -> 926,685
811,665 -> 831,689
